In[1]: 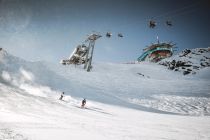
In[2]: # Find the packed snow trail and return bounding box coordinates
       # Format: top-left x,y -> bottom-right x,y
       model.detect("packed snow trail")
0,83 -> 210,140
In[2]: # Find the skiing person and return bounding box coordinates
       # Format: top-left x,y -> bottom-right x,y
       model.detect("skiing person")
59,92 -> 64,100
81,98 -> 86,108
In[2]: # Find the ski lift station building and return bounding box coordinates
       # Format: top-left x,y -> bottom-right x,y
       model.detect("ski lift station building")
137,42 -> 174,62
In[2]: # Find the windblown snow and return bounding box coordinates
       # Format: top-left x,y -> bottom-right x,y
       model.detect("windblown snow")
0,48 -> 210,140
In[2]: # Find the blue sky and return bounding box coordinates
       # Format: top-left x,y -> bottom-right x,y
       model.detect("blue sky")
0,0 -> 209,63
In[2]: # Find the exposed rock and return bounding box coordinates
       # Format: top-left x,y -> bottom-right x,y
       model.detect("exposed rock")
200,62 -> 206,67
187,69 -> 192,71
191,52 -> 200,55
203,56 -> 210,60
183,71 -> 191,75
192,66 -> 199,70
137,73 -> 150,78
198,49 -> 208,53
192,72 -> 196,75
179,49 -> 191,57
159,47 -> 210,75
137,73 -> 144,77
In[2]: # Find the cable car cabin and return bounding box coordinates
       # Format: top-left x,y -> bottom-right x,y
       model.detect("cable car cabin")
106,32 -> 112,38
166,21 -> 172,26
149,20 -> 156,28
118,33 -> 123,37
138,42 -> 174,63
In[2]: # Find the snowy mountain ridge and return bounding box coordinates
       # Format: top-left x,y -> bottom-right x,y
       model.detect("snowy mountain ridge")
159,47 -> 210,75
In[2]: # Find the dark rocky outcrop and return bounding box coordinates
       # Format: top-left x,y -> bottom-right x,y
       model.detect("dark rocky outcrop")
159,48 -> 210,75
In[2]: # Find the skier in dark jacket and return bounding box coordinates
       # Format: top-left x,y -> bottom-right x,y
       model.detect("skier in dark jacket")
59,92 -> 64,100
81,98 -> 86,108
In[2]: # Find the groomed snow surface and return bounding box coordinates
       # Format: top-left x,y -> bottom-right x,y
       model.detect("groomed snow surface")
0,49 -> 210,140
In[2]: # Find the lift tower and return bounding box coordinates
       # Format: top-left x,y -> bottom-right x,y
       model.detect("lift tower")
84,33 -> 102,71
60,33 -> 101,72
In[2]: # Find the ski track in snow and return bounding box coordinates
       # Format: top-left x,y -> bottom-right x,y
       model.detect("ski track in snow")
129,95 -> 210,116
0,128 -> 28,140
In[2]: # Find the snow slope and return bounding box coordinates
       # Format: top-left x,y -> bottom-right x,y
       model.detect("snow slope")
0,48 -> 210,140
